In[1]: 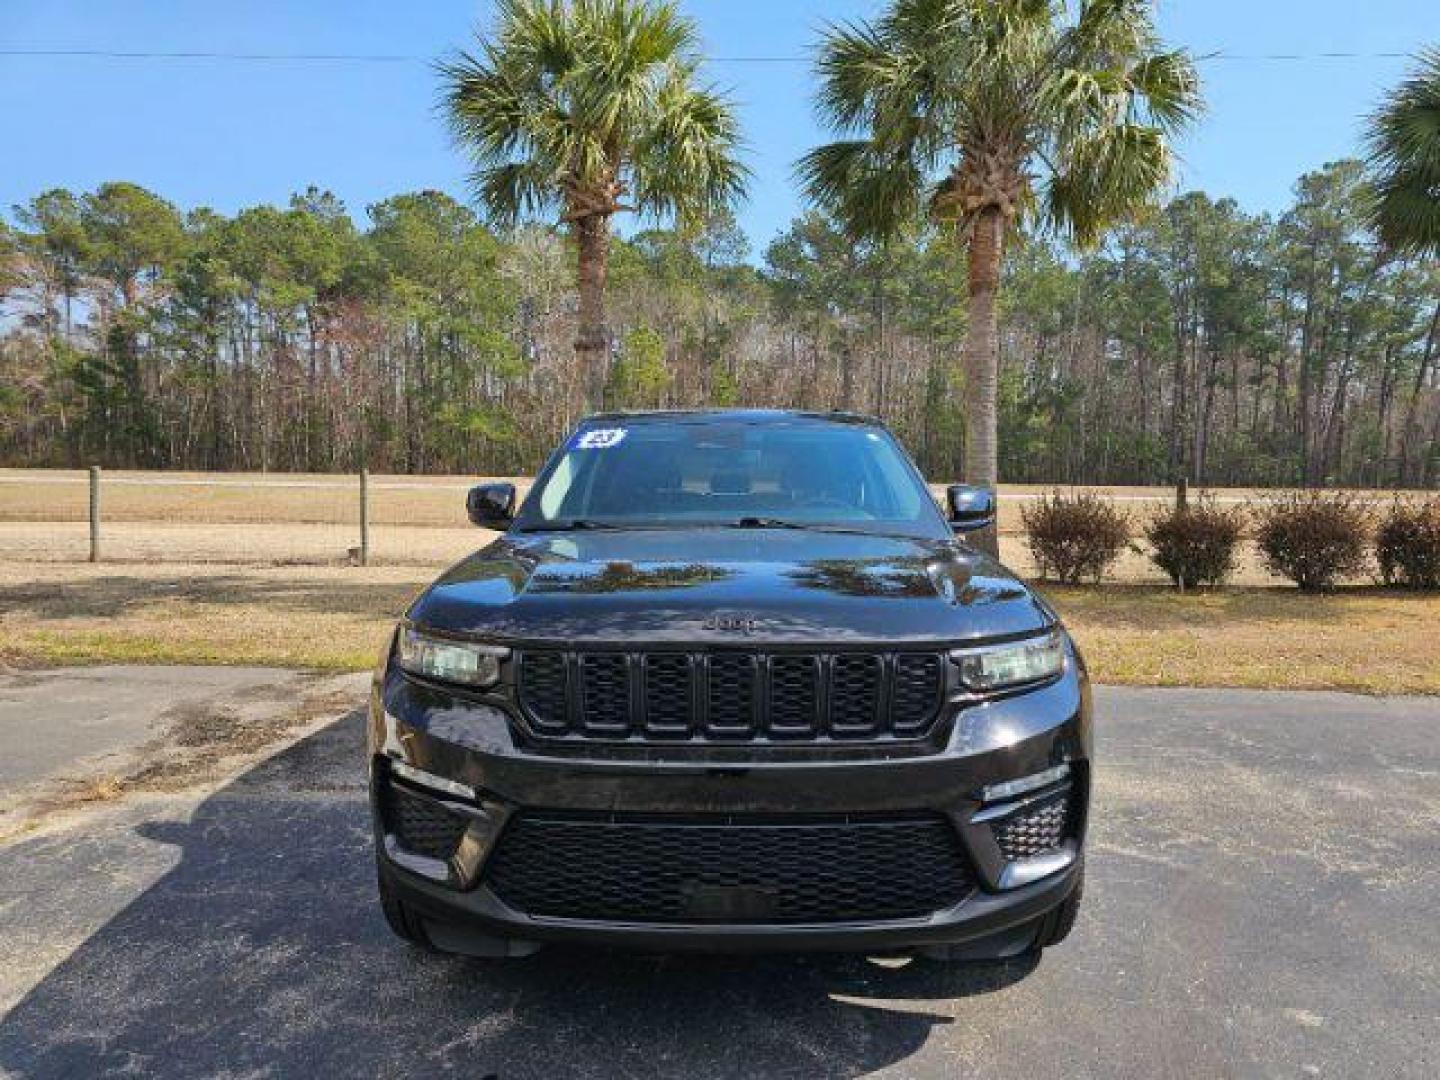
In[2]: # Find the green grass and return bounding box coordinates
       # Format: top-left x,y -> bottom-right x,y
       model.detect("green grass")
1045,584 -> 1440,694
2,628 -> 378,672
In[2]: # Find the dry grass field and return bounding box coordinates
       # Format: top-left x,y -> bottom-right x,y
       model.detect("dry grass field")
2,469 -> 1437,692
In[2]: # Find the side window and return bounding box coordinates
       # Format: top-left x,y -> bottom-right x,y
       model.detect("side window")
540,454 -> 576,518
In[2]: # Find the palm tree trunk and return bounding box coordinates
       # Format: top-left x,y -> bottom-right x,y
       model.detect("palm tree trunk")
961,207 -> 1003,556
574,213 -> 612,412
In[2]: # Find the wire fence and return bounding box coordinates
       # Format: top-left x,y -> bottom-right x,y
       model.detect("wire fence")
0,469 -> 517,567
0,467 -> 1417,575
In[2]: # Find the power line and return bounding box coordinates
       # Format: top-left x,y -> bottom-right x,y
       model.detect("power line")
0,47 -> 1420,64
1203,50 -> 1412,61
0,49 -> 418,62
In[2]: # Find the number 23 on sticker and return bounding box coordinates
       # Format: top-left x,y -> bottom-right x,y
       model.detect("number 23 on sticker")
577,428 -> 627,449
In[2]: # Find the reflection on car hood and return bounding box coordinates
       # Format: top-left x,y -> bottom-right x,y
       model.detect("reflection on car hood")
407,529 -> 1053,646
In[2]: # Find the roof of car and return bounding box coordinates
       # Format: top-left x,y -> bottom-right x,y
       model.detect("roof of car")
581,408 -> 885,427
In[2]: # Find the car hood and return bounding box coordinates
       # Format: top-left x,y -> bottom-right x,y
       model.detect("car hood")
407,529 -> 1053,647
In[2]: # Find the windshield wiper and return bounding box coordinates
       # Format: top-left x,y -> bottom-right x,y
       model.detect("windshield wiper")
726,517 -> 911,539
522,519 -> 626,533
729,516 -> 808,530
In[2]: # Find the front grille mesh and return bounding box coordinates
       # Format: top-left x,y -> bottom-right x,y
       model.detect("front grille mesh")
580,654 -> 629,735
643,654 -> 693,735
518,652 -> 568,735
707,654 -> 757,736
516,649 -> 946,742
830,654 -> 882,733
993,792 -> 1073,862
769,655 -> 819,736
892,655 -> 944,735
485,814 -> 973,924
382,783 -> 469,861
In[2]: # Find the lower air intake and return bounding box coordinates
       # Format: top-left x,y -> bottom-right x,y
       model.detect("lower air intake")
382,783 -> 469,862
485,813 -> 973,924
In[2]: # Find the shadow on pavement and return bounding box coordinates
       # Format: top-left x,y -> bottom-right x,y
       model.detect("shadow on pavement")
0,712 -> 1035,1079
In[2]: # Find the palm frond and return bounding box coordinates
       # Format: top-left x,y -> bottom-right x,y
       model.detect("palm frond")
633,71 -> 748,222
1365,47 -> 1440,253
567,1 -> 692,146
473,162 -> 559,229
438,47 -> 535,166
1069,0 -> 1151,58
801,0 -> 1194,248
439,0 -> 747,229
814,20 -> 906,133
581,0 -> 692,76
1126,49 -> 1202,132
884,0 -> 967,44
1369,172 -> 1440,254
1044,66 -> 1115,126
1045,123 -> 1171,246
796,140 -> 923,241
812,8 -> 952,169
494,0 -> 576,79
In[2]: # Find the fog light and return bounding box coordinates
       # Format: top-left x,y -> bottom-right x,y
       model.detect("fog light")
982,762 -> 1071,803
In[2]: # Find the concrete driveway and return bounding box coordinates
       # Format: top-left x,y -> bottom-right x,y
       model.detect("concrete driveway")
0,666 -> 332,797
0,675 -> 1436,1079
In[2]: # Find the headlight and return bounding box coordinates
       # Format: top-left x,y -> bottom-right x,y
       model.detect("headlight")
952,631 -> 1065,692
396,625 -> 508,688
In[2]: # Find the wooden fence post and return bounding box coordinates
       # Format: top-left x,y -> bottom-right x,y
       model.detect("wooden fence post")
359,469 -> 371,567
88,465 -> 101,563
1176,475 -> 1189,512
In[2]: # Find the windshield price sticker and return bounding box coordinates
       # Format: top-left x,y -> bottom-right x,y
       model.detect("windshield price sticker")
576,428 -> 628,449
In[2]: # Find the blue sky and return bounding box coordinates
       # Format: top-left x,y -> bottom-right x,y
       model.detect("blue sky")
2,1 -> 1431,253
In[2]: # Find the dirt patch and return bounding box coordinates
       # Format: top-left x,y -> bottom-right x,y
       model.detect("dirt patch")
128,684 -> 354,791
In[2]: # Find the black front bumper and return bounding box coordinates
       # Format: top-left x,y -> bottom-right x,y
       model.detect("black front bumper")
368,656 -> 1092,954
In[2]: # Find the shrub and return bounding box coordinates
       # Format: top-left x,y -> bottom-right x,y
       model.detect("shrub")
1375,499 -> 1440,589
1145,498 -> 1247,589
1021,491 -> 1130,584
1254,491 -> 1370,592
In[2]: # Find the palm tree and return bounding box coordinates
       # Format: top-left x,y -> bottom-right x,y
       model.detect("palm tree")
1367,48 -> 1440,485
800,0 -> 1199,552
1366,47 -> 1440,256
440,0 -> 747,408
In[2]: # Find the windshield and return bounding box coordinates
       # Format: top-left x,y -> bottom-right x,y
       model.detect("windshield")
515,417 -> 949,538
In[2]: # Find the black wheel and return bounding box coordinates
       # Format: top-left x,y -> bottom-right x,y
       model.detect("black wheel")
1030,869 -> 1084,951
378,867 -> 432,948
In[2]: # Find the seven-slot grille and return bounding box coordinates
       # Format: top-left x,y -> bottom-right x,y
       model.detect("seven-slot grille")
484,812 -> 974,924
516,649 -> 946,741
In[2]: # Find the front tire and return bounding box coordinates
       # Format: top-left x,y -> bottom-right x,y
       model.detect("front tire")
1029,869 -> 1084,951
378,867 -> 432,947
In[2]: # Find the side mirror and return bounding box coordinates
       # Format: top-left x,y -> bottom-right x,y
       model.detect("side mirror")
467,483 -> 517,529
946,485 -> 996,534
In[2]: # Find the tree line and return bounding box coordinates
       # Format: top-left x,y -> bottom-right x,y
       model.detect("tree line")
1,162 -> 1435,487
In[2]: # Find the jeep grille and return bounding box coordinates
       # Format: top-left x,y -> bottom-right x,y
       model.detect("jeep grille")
515,649 -> 946,742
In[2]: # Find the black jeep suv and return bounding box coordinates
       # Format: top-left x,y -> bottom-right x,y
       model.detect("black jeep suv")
369,410 -> 1090,960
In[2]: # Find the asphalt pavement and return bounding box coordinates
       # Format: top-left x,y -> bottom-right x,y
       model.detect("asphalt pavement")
0,674 -> 1436,1079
